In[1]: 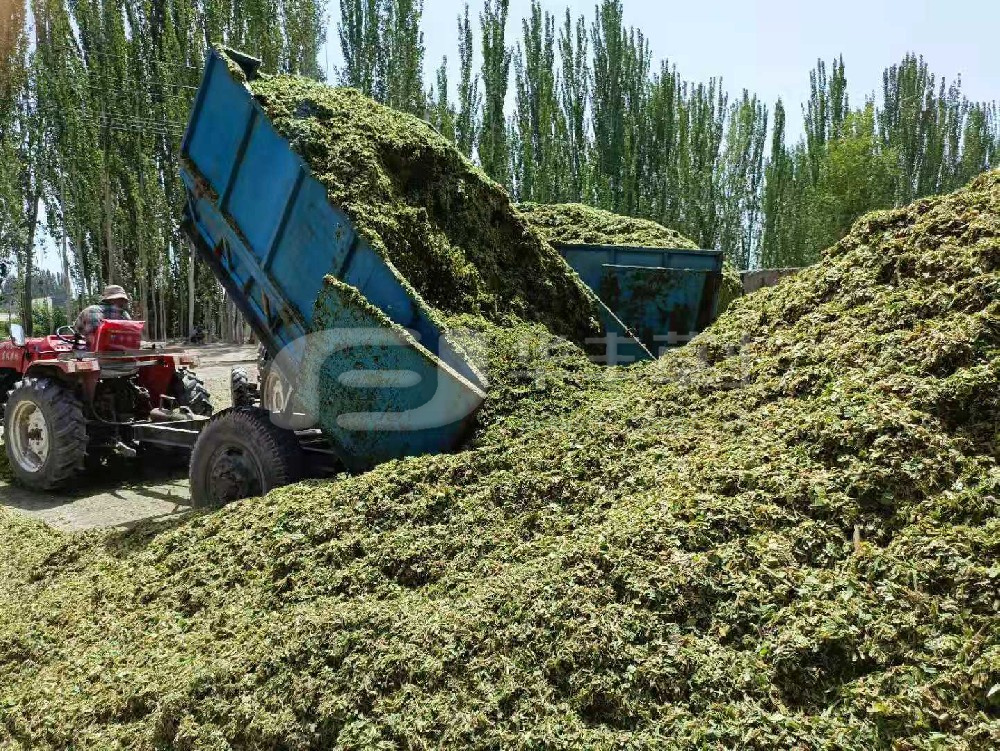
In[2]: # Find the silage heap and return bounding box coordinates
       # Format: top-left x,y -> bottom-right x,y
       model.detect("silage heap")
518,202 -> 701,249
519,201 -> 745,315
245,71 -> 604,348
2,175 -> 1000,749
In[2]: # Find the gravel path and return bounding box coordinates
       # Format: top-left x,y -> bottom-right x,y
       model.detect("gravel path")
0,343 -> 257,531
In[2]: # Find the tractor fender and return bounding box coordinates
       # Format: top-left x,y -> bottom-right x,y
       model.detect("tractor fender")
23,361 -> 101,403
23,359 -> 100,377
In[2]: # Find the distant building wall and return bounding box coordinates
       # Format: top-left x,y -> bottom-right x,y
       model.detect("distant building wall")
740,268 -> 802,295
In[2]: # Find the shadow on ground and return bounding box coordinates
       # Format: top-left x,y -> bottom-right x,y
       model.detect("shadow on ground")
0,454 -> 194,532
0,342 -> 258,531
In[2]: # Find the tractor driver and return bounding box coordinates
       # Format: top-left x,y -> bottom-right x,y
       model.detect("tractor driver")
74,285 -> 133,346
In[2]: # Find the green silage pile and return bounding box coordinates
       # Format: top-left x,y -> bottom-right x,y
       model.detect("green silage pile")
518,202 -> 701,249
518,202 -> 745,315
245,71 -> 603,348
2,180 -> 1000,748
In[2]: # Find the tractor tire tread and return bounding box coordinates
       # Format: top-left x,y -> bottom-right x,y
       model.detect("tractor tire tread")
4,377 -> 87,490
230,367 -> 256,409
174,368 -> 214,417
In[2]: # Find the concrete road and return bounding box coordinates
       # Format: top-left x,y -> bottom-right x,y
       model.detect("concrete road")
0,343 -> 257,531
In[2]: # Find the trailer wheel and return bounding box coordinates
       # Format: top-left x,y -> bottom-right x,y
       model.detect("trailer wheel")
230,367 -> 257,409
189,407 -> 303,506
173,369 -> 214,416
4,377 -> 87,490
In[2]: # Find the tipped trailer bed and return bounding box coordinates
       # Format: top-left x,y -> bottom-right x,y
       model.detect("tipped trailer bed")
177,49 -> 493,503
173,48 -> 725,505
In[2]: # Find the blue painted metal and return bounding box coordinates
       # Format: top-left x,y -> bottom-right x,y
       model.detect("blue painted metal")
179,49 -> 487,471
555,243 -> 724,357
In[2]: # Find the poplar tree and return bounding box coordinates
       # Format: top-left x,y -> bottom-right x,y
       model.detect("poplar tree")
619,27 -> 650,216
427,57 -> 456,142
385,0 -> 425,115
675,79 -> 727,249
958,103 -> 1000,185
3,1 -> 44,334
455,4 -> 480,158
338,0 -> 423,115
803,57 -> 848,186
760,99 -> 793,268
643,62 -> 680,226
12,0 -> 326,337
589,0 -> 627,210
557,10 -> 588,202
0,0 -> 29,276
512,1 -> 559,202
478,0 -> 511,184
338,0 -> 382,97
717,91 -> 768,268
820,105 -> 898,240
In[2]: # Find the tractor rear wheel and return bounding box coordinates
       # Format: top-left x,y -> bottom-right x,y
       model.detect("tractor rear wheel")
188,407 -> 303,507
3,377 -> 87,490
172,368 -> 214,417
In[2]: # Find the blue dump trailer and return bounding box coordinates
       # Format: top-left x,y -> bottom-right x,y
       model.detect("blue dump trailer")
174,49 -> 724,504
556,244 -> 724,358
179,49 -> 491,502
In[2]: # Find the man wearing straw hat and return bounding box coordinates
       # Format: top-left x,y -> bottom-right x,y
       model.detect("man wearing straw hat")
74,285 -> 133,345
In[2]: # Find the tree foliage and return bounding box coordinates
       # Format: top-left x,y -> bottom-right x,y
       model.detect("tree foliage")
417,8 -> 1000,272
338,0 -> 424,114
478,0 -> 511,184
0,0 -> 324,337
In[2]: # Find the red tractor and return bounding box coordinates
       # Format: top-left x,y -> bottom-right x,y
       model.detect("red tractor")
0,319 -> 213,490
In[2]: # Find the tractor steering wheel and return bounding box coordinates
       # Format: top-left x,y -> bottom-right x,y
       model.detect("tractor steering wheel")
56,325 -> 81,345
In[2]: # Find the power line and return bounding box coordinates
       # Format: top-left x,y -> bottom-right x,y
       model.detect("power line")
92,116 -> 184,134
32,90 -> 191,123
81,49 -> 203,73
80,83 -> 194,102
32,101 -> 187,127
83,78 -> 200,93
85,118 -> 184,136
29,104 -> 187,139
86,122 -> 182,138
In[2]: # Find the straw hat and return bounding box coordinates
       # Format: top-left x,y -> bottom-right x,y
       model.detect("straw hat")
101,285 -> 131,303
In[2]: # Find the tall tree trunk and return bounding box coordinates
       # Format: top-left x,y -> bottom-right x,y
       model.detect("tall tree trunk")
104,172 -> 115,285
59,176 -> 73,321
20,191 -> 40,336
188,241 -> 196,338
159,285 -> 166,343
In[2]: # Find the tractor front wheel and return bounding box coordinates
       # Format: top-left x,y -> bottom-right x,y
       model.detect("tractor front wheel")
230,367 -> 257,409
3,377 -> 87,490
172,369 -> 214,416
189,407 -> 303,507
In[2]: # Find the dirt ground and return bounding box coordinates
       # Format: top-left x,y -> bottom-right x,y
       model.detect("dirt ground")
0,343 -> 258,532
